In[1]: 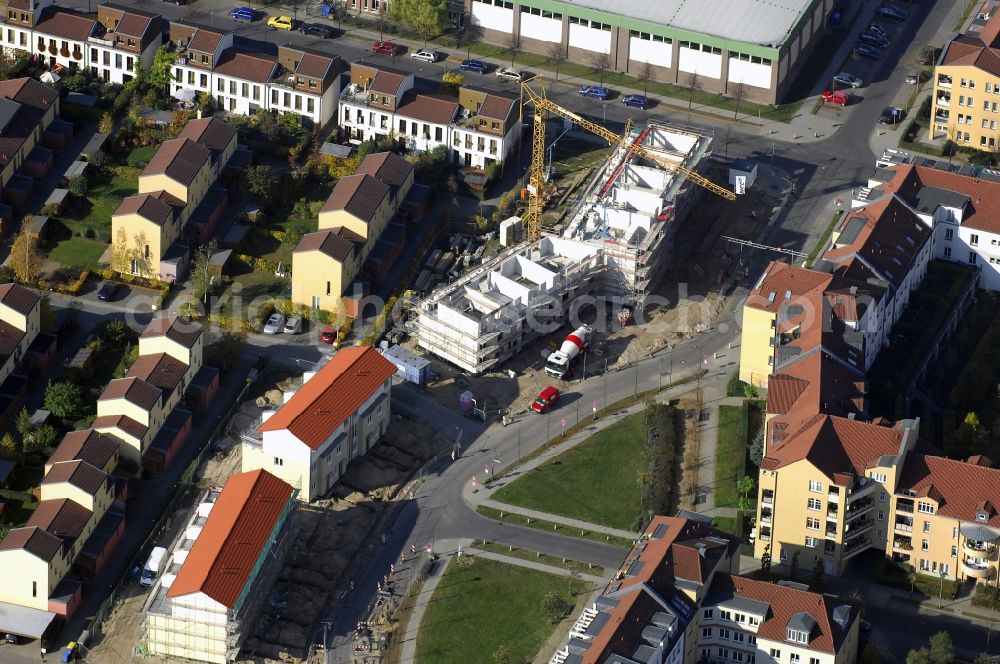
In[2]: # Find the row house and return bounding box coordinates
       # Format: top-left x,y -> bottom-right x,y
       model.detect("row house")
340,62 -> 519,168
0,77 -> 59,213
242,346 -> 396,502
88,3 -> 161,84
549,515 -> 860,664
168,21 -> 340,127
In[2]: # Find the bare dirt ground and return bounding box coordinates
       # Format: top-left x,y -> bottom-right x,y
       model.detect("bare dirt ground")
88,370 -> 451,664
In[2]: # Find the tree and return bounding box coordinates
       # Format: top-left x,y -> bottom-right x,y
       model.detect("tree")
907,648 -> 933,664
246,164 -> 279,205
25,424 -> 57,454
15,408 -> 32,441
110,228 -> 153,277
148,45 -> 178,95
0,432 -> 18,460
591,50 -> 612,85
687,71 -> 702,111
439,71 -> 464,95
760,543 -> 771,573
10,218 -> 42,283
638,60 -> 654,96
44,381 -> 84,420
731,80 -> 749,121
507,32 -> 520,67
491,644 -> 512,664
743,383 -> 759,399
388,0 -> 449,44
789,550 -> 800,581
68,173 -> 89,197
927,632 -> 954,664
548,42 -> 567,81
541,592 -> 568,623
859,644 -> 882,664
811,558 -> 824,590
749,430 -> 764,467
456,21 -> 483,60
736,475 -> 754,511
98,112 -> 114,135
974,653 -> 992,664
209,331 -> 247,373
327,0 -> 347,28
190,238 -> 218,304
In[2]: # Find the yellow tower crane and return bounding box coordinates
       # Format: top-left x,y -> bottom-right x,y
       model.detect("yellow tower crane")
519,78 -> 736,241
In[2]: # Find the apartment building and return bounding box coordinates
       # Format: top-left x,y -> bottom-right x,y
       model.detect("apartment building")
89,4 -> 161,84
241,346 -> 396,502
416,236 -> 602,374
550,515 -> 860,664
291,150 -> 413,311
111,116 -> 236,280
931,8 -> 1000,147
145,470 -> 296,663
0,77 -> 58,208
340,62 -> 520,168
461,0 -> 842,104
169,21 -> 341,127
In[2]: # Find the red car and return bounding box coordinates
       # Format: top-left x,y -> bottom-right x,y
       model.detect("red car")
372,40 -> 397,55
530,386 -> 561,414
320,325 -> 336,344
822,89 -> 850,106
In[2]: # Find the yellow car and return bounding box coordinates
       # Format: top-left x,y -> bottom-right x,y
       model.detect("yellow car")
267,15 -> 294,30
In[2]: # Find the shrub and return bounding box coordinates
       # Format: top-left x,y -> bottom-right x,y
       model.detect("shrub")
726,372 -> 750,397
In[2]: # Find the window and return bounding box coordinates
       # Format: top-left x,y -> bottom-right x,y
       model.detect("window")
971,80 -> 977,89
808,480 -> 823,492
787,629 -> 808,644
720,610 -> 732,621
918,502 -> 935,514
749,616 -> 759,626
972,234 -> 980,246
790,655 -> 801,664
970,252 -> 978,264
922,539 -> 930,551
944,247 -> 952,258
810,659 -> 820,664
962,78 -> 968,87
807,498 -> 821,510
880,491 -> 887,502
720,628 -> 730,640
702,627 -> 712,638
770,649 -> 782,659
870,472 -> 887,483
307,98 -> 315,113
953,527 -> 959,538
920,558 -> 930,571
951,545 -> 958,556
704,609 -> 714,619
805,536 -> 819,547
274,457 -> 284,466
923,521 -> 931,533
945,228 -> 954,240
806,517 -> 820,530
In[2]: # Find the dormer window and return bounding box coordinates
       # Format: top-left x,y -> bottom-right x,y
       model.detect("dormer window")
918,501 -> 934,514
786,628 -> 808,644
977,510 -> 989,522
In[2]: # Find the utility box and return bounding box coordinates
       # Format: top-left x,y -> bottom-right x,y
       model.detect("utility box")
382,344 -> 431,385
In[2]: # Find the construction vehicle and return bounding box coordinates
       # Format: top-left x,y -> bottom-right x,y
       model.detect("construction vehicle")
545,325 -> 592,378
519,77 -> 736,241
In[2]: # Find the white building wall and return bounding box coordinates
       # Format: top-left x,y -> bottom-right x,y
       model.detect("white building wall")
629,36 -> 671,67
568,24 -> 612,54
261,430 -> 313,466
727,58 -> 772,88
268,85 -> 320,121
213,74 -> 257,115
678,46 -> 722,78
519,13 -> 560,43
470,0 -> 514,32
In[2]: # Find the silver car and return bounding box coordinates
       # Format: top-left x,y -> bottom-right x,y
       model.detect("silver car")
833,72 -> 863,88
263,312 -> 286,334
284,316 -> 303,334
410,48 -> 437,63
496,67 -> 522,83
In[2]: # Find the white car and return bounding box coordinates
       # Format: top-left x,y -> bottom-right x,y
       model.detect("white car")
410,48 -> 437,63
832,72 -> 863,88
284,316 -> 303,334
496,67 -> 522,83
263,312 -> 286,334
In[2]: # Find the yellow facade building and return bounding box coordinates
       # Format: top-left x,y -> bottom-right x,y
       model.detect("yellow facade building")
0,77 -> 59,194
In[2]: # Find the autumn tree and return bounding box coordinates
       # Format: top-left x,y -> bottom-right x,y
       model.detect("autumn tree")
687,71 -> 702,110
0,432 -> 18,460
10,217 -> 42,283
548,42 -> 567,81
388,0 -> 448,44
98,112 -> 114,134
190,238 -> 218,304
638,60 -> 654,96
591,50 -> 611,85
148,45 -> 177,94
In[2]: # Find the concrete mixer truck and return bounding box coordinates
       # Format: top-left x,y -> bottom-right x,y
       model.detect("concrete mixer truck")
544,325 -> 592,378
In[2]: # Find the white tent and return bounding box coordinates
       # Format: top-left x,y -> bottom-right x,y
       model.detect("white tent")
39,71 -> 60,84
173,88 -> 196,102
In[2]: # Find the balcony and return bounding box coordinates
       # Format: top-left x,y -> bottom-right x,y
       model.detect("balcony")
762,491 -> 774,505
760,508 -> 772,525
825,524 -> 838,537
936,94 -> 950,107
845,518 -> 873,536
961,558 -> 996,579
896,501 -> 914,514
827,491 -> 840,504
894,519 -> 913,533
935,111 -> 950,124
827,506 -> 839,521
843,536 -> 871,557
938,74 -> 953,88
893,537 -> 913,551
824,541 -> 837,556
964,540 -> 999,559
759,527 -> 771,541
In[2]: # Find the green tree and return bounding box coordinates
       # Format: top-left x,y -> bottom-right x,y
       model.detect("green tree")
789,550 -> 800,581
907,648 -> 932,664
973,654 -> 992,664
736,475 -> 754,510
743,383 -> 759,399
246,164 -> 278,205
14,407 -> 32,441
190,238 -> 219,304
148,45 -> 177,93
541,592 -> 568,623
44,380 -> 85,420
68,173 -> 89,197
749,430 -> 765,467
10,217 -> 42,283
0,432 -> 18,460
388,0 -> 449,44
760,543 -> 771,573
25,424 -> 57,454
928,632 -> 954,664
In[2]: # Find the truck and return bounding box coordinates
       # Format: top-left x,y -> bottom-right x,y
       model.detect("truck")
544,325 -> 592,378
140,546 -> 167,588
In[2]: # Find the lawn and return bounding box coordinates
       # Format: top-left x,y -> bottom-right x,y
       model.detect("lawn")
417,557 -> 587,664
714,404 -> 748,509
0,488 -> 38,526
490,411 -> 646,530
47,237 -> 107,269
126,145 -> 158,168
60,172 -> 139,241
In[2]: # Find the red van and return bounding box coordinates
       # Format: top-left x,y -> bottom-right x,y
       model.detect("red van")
531,386 -> 561,413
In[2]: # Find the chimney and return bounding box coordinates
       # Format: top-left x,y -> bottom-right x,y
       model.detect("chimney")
196,108 -> 202,119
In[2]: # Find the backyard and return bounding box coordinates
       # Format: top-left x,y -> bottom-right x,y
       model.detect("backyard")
0,465 -> 44,526
416,557 -> 587,664
714,402 -> 761,510
490,411 -> 647,530
47,236 -> 107,269
58,170 -> 139,242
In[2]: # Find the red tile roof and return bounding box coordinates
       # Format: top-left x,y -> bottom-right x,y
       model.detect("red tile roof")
745,261 -> 833,314
0,78 -> 57,170
49,429 -> 119,470
368,68 -> 408,96
293,228 -> 357,262
35,7 -> 97,41
214,50 -> 277,84
167,470 -> 293,607
141,316 -> 203,350
113,191 -> 182,226
708,575 -> 853,654
177,117 -> 237,155
186,25 -> 228,54
92,414 -> 148,441
257,347 -> 396,450
126,352 -> 188,395
477,92 -> 516,121
898,453 -> 1000,527
141,137 -> 211,187
99,376 -> 162,410
0,282 -> 39,317
42,460 -> 108,496
881,163 -> 1000,235
397,91 -> 460,125
27,498 -> 92,541
354,151 -> 413,192
0,526 -> 63,562
320,173 -> 390,221
766,352 -> 866,420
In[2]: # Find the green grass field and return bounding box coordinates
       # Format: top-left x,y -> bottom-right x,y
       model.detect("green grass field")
490,412 -> 646,530
61,173 -> 138,241
714,405 -> 748,509
417,557 -> 587,664
47,237 -> 106,269
126,145 -> 158,168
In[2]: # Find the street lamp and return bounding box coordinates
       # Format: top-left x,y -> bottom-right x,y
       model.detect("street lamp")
939,570 -> 947,608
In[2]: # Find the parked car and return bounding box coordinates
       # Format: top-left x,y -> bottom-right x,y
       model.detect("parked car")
879,106 -> 905,124
622,94 -> 648,109
5,633 -> 18,644
410,48 -> 437,63
530,386 -> 560,413
832,72 -> 863,88
875,4 -> 908,20
267,15 -> 294,30
300,22 -> 334,38
320,325 -> 336,344
905,70 -> 919,84
231,6 -> 254,21
822,89 -> 850,106
579,85 -> 610,100
918,45 -> 939,65
496,67 -> 522,83
284,316 -> 303,334
372,40 -> 397,55
460,59 -> 487,73
854,44 -> 882,60
867,22 -> 888,38
263,312 -> 286,334
96,282 -> 120,301
858,30 -> 890,48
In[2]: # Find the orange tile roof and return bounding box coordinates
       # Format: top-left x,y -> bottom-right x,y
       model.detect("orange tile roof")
882,163 -> 1000,235
257,347 -> 396,450
27,498 -> 91,541
898,453 -> 1000,527
0,526 -> 63,561
141,316 -> 203,350
0,282 -> 39,317
766,351 -> 866,420
745,261 -> 832,314
167,470 -> 293,608
49,429 -> 118,469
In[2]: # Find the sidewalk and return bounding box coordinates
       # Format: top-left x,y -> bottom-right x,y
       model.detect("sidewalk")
693,395 -> 748,520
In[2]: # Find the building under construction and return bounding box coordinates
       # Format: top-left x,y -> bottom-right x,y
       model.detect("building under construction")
415,121 -> 716,374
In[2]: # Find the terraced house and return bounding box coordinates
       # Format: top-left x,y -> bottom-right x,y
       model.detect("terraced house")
110,116 -> 237,281
168,20 -> 341,127
340,62 -> 520,168
0,76 -> 59,213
